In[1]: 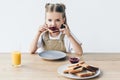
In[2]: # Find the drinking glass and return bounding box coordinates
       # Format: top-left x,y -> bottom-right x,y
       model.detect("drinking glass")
12,51 -> 21,67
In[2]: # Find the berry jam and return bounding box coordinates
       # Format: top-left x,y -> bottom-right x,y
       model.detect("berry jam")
49,27 -> 59,31
69,57 -> 79,64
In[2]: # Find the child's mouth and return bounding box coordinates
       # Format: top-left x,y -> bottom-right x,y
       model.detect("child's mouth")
48,27 -> 59,33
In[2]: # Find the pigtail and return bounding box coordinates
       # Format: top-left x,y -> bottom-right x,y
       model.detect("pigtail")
60,3 -> 66,10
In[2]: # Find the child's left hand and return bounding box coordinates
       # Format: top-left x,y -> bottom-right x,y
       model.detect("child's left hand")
60,24 -> 71,37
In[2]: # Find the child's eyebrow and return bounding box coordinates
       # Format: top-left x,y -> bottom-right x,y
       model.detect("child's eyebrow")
56,18 -> 61,20
47,18 -> 61,20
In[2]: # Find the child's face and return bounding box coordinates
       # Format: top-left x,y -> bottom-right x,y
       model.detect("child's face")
45,12 -> 65,29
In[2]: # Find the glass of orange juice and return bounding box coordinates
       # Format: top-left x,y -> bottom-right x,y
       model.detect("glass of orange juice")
12,51 -> 21,67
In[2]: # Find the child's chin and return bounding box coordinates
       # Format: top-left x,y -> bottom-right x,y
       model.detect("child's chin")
52,31 -> 60,33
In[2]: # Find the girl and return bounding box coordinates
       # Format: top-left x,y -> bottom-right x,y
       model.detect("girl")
30,3 -> 83,56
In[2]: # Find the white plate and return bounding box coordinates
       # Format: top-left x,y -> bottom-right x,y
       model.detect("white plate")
38,50 -> 66,60
57,64 -> 101,79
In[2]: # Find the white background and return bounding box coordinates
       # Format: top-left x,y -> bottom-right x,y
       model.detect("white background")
0,0 -> 120,53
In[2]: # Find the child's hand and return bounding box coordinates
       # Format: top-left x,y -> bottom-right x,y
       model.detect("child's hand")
38,24 -> 48,33
60,24 -> 71,37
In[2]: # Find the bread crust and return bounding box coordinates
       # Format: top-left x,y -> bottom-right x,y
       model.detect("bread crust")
63,61 -> 99,77
48,27 -> 59,33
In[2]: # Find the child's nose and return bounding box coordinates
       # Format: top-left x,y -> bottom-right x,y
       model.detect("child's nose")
51,21 -> 56,26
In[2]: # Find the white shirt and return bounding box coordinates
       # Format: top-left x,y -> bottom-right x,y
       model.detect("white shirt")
37,32 -> 82,53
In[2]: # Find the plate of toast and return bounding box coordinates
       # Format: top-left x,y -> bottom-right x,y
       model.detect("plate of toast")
57,61 -> 101,79
38,50 -> 66,60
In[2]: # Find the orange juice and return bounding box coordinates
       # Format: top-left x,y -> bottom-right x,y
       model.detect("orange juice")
12,51 -> 21,67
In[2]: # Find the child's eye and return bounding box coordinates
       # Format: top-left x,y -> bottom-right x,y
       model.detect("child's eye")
56,19 -> 60,22
48,19 -> 52,22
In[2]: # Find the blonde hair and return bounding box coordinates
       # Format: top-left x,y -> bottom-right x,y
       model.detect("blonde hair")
45,3 -> 67,24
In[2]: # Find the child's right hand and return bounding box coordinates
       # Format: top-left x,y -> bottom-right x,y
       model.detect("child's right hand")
38,24 -> 48,33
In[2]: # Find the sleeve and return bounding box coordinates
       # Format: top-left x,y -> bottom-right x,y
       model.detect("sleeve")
71,32 -> 82,45
36,33 -> 45,53
64,32 -> 82,53
37,33 -> 44,48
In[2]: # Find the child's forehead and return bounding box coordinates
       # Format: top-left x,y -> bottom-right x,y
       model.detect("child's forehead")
46,12 -> 63,19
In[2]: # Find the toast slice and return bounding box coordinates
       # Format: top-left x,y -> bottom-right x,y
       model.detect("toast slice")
48,27 -> 59,33
74,70 -> 95,77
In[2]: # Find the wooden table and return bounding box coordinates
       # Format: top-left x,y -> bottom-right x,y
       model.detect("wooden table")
0,53 -> 120,80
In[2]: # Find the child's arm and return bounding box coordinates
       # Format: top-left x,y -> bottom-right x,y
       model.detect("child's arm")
67,35 -> 83,56
61,24 -> 83,56
29,31 -> 42,54
29,24 -> 48,54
